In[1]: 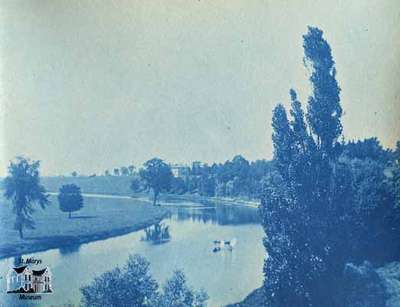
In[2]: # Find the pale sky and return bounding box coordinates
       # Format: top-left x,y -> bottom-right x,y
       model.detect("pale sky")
1,0 -> 399,176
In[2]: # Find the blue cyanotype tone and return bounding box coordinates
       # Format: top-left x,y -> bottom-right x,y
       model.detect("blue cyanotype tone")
1,2 -> 399,307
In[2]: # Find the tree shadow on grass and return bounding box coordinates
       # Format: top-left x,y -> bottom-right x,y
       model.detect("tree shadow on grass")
69,215 -> 97,219
24,235 -> 76,242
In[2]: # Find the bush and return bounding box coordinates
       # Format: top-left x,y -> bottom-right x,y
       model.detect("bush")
142,223 -> 171,244
81,254 -> 208,307
154,270 -> 209,307
80,255 -> 157,307
343,261 -> 386,307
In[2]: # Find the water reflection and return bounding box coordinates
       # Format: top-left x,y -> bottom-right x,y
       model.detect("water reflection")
170,203 -> 260,225
142,223 -> 171,244
59,243 -> 81,255
0,200 -> 265,307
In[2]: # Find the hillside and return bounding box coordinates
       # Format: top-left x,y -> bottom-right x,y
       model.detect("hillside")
41,176 -> 135,195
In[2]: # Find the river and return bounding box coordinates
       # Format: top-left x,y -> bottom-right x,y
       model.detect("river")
0,198 -> 265,307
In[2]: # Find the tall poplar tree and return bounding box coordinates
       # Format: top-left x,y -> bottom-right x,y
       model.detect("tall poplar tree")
303,27 -> 342,157
271,104 -> 293,181
262,27 -> 345,307
289,89 -> 309,155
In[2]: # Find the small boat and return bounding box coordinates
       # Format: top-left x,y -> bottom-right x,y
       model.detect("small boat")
212,247 -> 221,253
212,238 -> 237,252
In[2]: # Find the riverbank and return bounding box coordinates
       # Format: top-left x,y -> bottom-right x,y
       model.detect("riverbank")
40,176 -> 260,208
0,195 -> 168,259
160,193 -> 259,208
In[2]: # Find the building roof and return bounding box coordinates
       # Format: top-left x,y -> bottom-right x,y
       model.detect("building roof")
13,266 -> 27,274
32,268 -> 47,276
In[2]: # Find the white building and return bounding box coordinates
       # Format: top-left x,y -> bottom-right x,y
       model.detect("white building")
170,164 -> 190,178
7,266 -> 52,293
32,268 -> 52,293
7,266 -> 31,292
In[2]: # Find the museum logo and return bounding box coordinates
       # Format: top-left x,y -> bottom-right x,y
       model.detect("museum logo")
6,257 -> 52,300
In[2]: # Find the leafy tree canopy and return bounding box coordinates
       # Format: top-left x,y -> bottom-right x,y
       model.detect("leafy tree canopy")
261,26 -> 400,307
304,26 -> 342,156
3,156 -> 49,238
58,184 -> 84,218
139,158 -> 173,205
81,255 -> 158,307
81,254 -> 208,307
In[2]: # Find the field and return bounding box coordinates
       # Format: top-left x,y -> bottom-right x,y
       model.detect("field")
0,194 -> 167,259
41,176 -> 135,195
40,176 -> 260,207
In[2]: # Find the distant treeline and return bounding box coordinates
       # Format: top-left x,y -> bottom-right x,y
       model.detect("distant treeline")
153,156 -> 273,199
48,137 -> 396,202
41,176 -> 134,195
43,156 -> 274,199
160,139 -> 395,199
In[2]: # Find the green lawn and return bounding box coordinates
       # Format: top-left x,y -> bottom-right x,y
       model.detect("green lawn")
0,194 -> 167,259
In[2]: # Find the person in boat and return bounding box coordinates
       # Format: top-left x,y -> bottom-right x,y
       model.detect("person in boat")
213,246 -> 221,253
212,238 -> 237,252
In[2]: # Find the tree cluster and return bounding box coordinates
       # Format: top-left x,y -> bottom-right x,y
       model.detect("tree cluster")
131,156 -> 272,201
261,26 -> 400,306
80,254 -> 208,307
103,165 -> 135,177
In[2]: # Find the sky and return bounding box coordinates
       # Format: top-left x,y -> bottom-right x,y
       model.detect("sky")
1,0 -> 399,176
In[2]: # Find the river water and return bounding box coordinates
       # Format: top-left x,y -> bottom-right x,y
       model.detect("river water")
0,198 -> 265,307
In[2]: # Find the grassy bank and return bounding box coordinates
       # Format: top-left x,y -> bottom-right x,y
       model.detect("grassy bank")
0,194 -> 168,259
0,176 -> 258,259
41,176 -> 260,208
